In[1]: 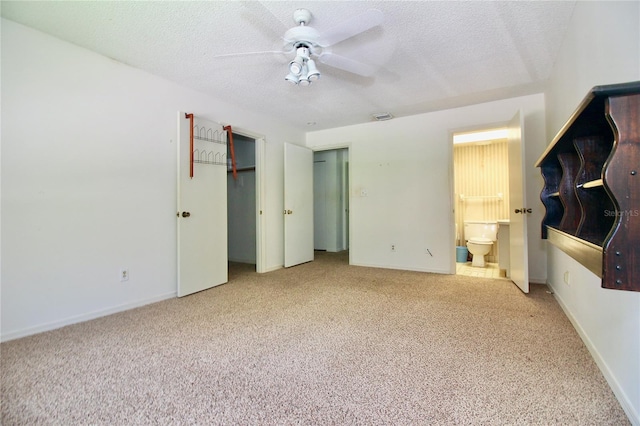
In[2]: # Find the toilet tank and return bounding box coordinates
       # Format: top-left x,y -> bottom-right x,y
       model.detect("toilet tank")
464,221 -> 498,241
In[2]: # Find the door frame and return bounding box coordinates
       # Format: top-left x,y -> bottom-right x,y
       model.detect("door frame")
223,125 -> 267,273
312,144 -> 352,264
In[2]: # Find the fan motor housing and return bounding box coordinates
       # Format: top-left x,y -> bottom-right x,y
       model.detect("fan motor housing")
283,26 -> 322,53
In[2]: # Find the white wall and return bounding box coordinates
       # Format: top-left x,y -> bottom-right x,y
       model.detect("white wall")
306,94 -> 547,280
543,2 -> 640,424
1,19 -> 303,341
546,2 -> 640,135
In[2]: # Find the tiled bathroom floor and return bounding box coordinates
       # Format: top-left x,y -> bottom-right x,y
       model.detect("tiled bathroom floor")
456,261 -> 506,279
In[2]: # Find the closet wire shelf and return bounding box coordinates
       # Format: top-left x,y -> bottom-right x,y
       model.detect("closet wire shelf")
193,122 -> 228,167
193,150 -> 227,166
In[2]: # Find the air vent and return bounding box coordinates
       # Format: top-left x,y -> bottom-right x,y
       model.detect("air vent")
372,112 -> 393,121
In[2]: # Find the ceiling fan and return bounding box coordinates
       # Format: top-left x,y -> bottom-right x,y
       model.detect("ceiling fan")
218,7 -> 384,86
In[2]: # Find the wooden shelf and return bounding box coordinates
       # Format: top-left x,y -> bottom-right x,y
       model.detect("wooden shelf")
580,179 -> 603,189
536,81 -> 640,292
546,226 -> 602,278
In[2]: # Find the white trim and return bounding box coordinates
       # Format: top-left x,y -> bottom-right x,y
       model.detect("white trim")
224,125 -> 264,142
350,262 -> 452,275
549,282 -> 639,425
448,129 -> 457,274
262,264 -> 283,273
312,144 -> 351,152
1,292 -> 176,343
255,138 -> 267,273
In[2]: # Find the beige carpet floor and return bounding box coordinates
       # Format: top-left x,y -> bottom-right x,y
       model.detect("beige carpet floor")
1,251 -> 629,425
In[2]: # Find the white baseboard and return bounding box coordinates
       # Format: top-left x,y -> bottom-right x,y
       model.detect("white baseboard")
260,264 -> 283,273
350,261 -> 450,275
549,282 -> 639,426
529,276 -> 547,285
1,291 -> 176,343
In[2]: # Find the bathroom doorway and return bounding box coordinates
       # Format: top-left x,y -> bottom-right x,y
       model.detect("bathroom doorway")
452,128 -> 510,279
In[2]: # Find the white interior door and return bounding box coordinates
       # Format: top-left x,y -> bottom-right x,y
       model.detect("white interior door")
284,143 -> 314,267
507,110 -> 529,293
177,112 -> 227,297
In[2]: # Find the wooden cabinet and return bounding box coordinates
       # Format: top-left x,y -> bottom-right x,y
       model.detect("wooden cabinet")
536,81 -> 640,292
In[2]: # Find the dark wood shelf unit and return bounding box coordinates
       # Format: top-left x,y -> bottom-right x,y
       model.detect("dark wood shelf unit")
536,81 -> 640,292
557,152 -> 582,235
574,136 -> 616,245
539,156 -> 564,235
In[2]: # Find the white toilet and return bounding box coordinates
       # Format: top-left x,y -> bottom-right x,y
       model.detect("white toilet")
464,221 -> 498,267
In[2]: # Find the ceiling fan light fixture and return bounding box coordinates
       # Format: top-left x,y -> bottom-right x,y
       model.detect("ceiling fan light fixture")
296,45 -> 310,59
285,73 -> 299,84
306,59 -> 320,81
289,55 -> 305,76
299,63 -> 311,86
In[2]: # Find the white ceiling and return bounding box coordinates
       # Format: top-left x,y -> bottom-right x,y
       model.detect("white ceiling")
1,1 -> 576,131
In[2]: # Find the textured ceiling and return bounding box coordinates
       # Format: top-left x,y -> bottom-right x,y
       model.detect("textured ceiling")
1,1 -> 576,131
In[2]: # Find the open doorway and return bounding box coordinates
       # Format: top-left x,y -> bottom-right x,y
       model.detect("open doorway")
313,148 -> 349,262
452,128 -> 510,280
227,132 -> 258,272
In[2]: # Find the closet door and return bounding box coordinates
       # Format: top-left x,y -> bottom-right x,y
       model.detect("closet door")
176,112 -> 228,297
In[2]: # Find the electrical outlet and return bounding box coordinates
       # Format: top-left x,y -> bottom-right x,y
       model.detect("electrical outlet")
563,271 -> 570,285
120,268 -> 129,282
391,244 -> 396,252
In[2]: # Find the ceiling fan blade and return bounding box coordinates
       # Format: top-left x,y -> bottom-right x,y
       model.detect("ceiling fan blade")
318,52 -> 376,77
318,9 -> 384,47
213,50 -> 286,59
239,1 -> 288,41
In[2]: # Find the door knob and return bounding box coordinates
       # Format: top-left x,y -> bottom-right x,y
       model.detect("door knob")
514,208 -> 532,214
181,211 -> 191,217
515,208 -> 522,214
287,210 -> 293,215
